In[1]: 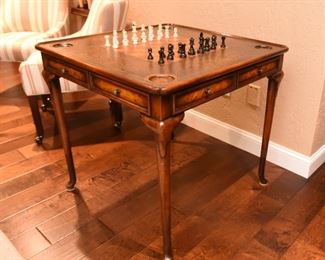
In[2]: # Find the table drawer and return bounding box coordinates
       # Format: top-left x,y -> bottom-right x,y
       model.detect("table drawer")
173,75 -> 235,113
238,58 -> 279,85
46,59 -> 88,85
91,75 -> 150,114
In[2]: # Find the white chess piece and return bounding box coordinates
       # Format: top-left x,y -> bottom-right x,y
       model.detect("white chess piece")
164,24 -> 170,38
104,35 -> 111,47
148,25 -> 154,41
157,24 -> 163,40
173,27 -> 178,38
131,23 -> 138,44
141,25 -> 147,43
112,30 -> 119,48
122,30 -> 129,46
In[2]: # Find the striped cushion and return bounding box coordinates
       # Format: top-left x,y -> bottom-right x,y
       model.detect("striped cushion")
0,0 -> 69,33
0,32 -> 45,61
0,0 -> 69,62
20,51 -> 85,96
20,0 -> 129,96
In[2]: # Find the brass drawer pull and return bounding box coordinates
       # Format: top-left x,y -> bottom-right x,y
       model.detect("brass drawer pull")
257,67 -> 264,75
204,88 -> 212,96
113,89 -> 120,96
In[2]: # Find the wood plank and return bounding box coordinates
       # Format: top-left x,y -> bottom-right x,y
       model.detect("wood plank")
30,220 -> 114,260
0,150 -> 25,169
234,164 -> 325,259
11,228 -> 51,259
82,208 -> 185,260
281,205 -> 325,260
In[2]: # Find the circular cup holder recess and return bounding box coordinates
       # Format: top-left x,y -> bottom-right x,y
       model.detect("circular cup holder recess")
147,74 -> 176,84
52,43 -> 73,48
255,44 -> 272,49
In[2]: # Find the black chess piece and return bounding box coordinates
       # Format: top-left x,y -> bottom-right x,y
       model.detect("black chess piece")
178,42 -> 182,53
197,37 -> 205,54
158,47 -> 165,64
167,44 -> 174,60
161,46 -> 166,58
147,48 -> 154,60
188,37 -> 196,55
221,36 -> 226,48
211,35 -> 217,50
204,37 -> 210,52
180,43 -> 187,58
199,32 -> 204,43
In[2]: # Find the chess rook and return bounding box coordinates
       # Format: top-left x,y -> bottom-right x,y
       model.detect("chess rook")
167,44 -> 174,60
104,35 -> 111,47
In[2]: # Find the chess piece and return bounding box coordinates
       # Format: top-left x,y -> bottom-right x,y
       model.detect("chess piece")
158,47 -> 165,64
188,37 -> 196,55
211,35 -> 217,50
148,25 -> 154,41
204,37 -> 210,52
147,48 -> 154,60
122,30 -> 129,46
178,42 -> 182,53
104,35 -> 111,47
221,35 -> 226,48
141,25 -> 147,43
132,22 -> 138,44
161,46 -> 166,58
167,44 -> 174,60
197,37 -> 205,54
180,44 -> 187,58
157,24 -> 163,40
173,27 -> 178,38
112,30 -> 119,48
164,24 -> 170,38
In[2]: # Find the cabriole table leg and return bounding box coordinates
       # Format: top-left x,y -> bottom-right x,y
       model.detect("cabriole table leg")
141,113 -> 184,260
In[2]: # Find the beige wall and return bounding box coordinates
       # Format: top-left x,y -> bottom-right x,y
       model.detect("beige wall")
126,0 -> 325,156
312,80 -> 325,153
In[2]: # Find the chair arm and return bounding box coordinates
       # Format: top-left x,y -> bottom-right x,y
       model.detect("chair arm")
41,13 -> 69,39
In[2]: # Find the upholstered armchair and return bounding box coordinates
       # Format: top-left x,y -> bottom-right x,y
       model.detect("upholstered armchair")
19,0 -> 129,144
0,0 -> 69,62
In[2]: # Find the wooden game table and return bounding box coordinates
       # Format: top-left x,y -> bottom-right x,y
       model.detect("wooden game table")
36,24 -> 288,259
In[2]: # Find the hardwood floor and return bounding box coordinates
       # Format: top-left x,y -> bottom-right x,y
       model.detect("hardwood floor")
0,61 -> 324,260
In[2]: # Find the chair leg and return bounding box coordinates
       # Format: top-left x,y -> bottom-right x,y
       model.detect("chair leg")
28,96 -> 44,144
41,94 -> 51,111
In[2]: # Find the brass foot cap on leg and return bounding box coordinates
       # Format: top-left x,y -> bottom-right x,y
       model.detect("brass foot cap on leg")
259,179 -> 269,187
66,184 -> 76,192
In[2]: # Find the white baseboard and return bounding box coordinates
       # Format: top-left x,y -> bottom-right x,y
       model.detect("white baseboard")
182,110 -> 325,179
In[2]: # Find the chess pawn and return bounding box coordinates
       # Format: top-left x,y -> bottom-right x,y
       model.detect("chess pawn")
173,27 -> 178,38
104,35 -> 111,47
221,35 -> 226,48
147,48 -> 154,60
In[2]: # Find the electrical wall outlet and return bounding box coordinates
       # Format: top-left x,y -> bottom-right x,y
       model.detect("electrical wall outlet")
247,84 -> 261,107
